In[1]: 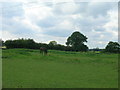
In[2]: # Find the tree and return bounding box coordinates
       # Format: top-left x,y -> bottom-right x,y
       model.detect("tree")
105,41 -> 120,53
66,31 -> 88,51
49,41 -> 57,45
0,39 -> 4,47
4,38 -> 36,49
48,41 -> 57,50
5,40 -> 14,48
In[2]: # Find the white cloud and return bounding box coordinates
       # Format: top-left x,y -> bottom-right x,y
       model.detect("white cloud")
23,3 -> 53,22
13,17 -> 43,33
2,30 -> 18,40
105,10 -> 118,27
58,20 -> 74,30
35,33 -> 67,44
55,2 -> 79,14
1,1 -> 118,48
1,0 -> 119,2
103,9 -> 118,37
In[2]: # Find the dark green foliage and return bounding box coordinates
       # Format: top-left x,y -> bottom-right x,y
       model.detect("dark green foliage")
105,41 -> 120,53
4,37 -> 88,51
48,43 -> 55,50
48,44 -> 65,51
0,39 -> 5,46
49,41 -> 57,45
66,31 -> 88,51
4,38 -> 64,51
4,38 -> 45,49
73,44 -> 88,52
4,36 -> 88,51
66,31 -> 87,46
5,40 -> 14,48
5,38 -> 36,49
48,41 -> 66,51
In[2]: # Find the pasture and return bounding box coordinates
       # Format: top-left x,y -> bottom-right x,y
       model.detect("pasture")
2,49 -> 118,88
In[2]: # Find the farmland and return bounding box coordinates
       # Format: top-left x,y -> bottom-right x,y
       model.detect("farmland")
2,49 -> 118,88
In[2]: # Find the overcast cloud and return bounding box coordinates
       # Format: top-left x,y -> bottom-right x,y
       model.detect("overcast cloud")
1,1 -> 118,48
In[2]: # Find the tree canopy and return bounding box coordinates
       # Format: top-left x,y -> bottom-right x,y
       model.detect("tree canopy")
49,41 -> 57,45
105,41 -> 120,53
0,39 -> 4,46
66,31 -> 88,51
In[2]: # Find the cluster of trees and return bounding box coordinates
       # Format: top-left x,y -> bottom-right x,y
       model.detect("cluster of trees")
1,31 -> 120,53
2,38 -> 82,51
104,41 -> 120,53
48,31 -> 88,51
4,39 -> 39,49
2,31 -> 89,52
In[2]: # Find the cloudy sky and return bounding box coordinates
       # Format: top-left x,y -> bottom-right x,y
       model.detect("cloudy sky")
1,0 -> 118,49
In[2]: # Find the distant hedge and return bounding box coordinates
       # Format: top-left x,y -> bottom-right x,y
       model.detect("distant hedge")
4,38 -> 88,52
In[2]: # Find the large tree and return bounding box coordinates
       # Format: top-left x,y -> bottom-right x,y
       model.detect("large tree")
66,31 -> 88,51
105,41 -> 120,53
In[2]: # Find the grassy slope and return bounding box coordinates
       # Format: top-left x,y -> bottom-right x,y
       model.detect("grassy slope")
2,49 -> 118,88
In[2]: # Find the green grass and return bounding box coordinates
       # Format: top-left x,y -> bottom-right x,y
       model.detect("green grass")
2,49 -> 118,88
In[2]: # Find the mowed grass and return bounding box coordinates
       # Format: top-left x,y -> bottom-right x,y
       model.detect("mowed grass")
2,49 -> 118,88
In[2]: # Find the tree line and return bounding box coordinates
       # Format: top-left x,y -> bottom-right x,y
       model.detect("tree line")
1,38 -> 83,51
1,31 -> 120,53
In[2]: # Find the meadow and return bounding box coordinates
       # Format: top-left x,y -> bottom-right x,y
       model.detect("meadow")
2,49 -> 118,88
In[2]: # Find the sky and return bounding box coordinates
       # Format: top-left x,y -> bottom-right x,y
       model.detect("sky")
1,0 -> 119,49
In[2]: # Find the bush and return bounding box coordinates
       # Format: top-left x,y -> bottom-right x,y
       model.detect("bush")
105,41 -> 120,53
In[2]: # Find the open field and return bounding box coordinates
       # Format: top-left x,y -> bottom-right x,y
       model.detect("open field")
2,49 -> 118,88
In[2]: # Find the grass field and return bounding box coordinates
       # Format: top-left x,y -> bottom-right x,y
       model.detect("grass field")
2,49 -> 118,88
